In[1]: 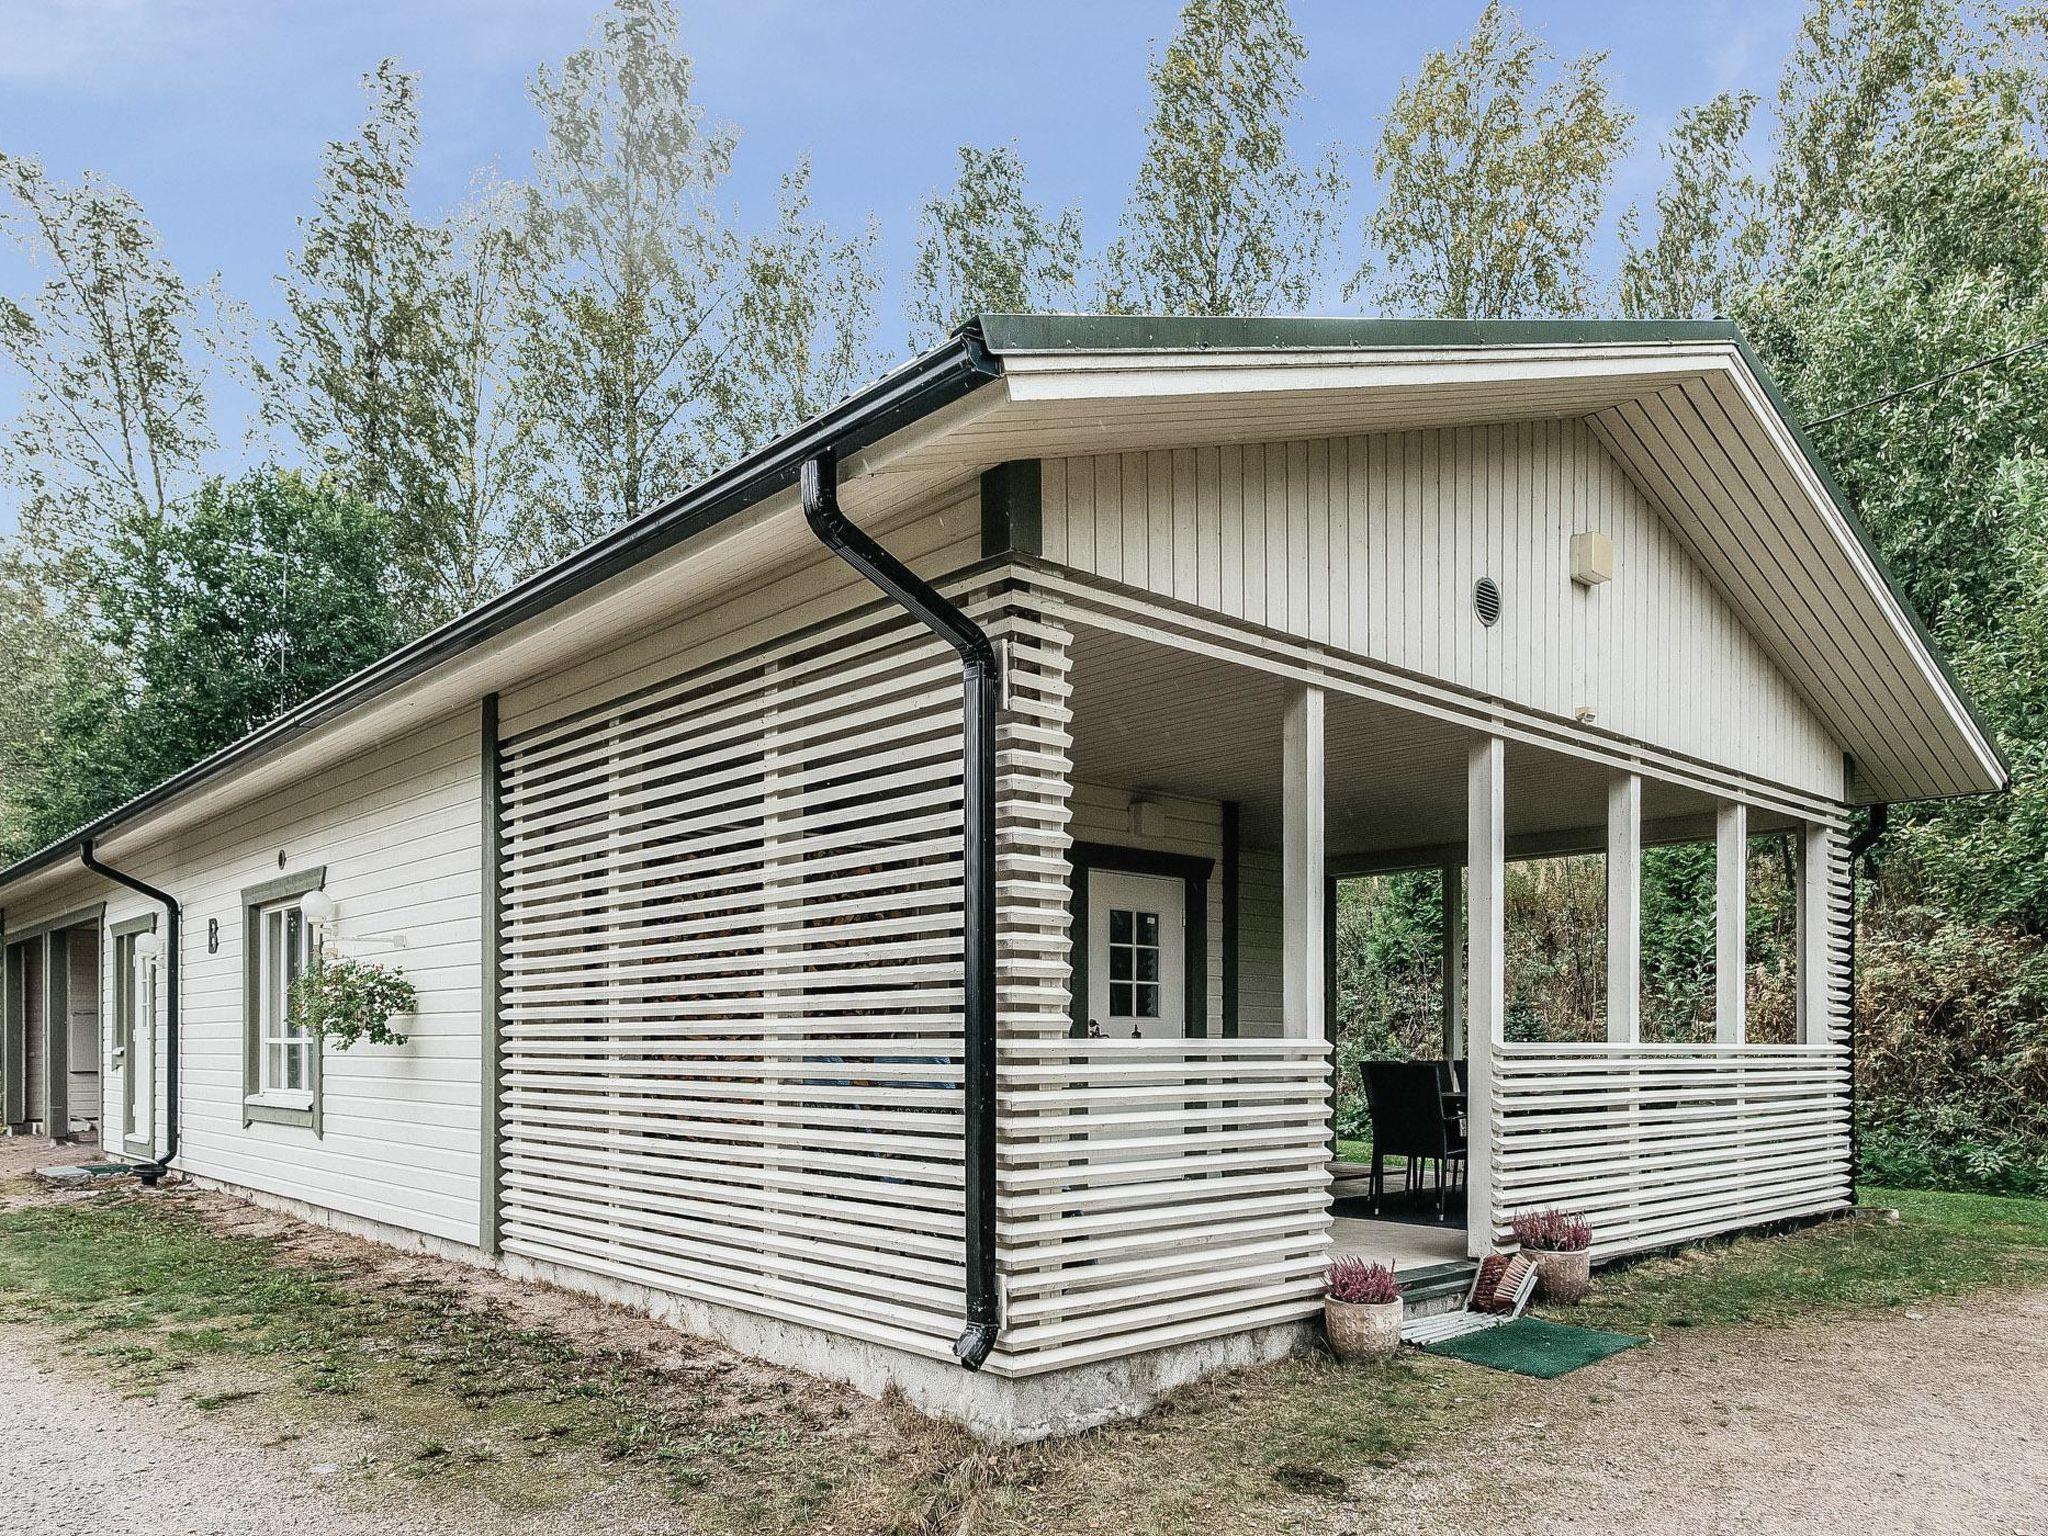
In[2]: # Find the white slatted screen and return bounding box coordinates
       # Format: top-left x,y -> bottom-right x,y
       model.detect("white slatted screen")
1486,826 -> 1855,1256
996,1038 -> 1334,1373
496,602 -> 972,1359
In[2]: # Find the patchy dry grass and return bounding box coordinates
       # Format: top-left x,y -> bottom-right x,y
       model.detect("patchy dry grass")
1560,1186 -> 2048,1336
5,1170 -> 2047,1536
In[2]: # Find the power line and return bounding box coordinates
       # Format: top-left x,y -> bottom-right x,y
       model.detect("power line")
1804,335 -> 2048,428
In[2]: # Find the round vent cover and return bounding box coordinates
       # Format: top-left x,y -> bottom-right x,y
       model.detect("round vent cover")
1474,576 -> 1502,627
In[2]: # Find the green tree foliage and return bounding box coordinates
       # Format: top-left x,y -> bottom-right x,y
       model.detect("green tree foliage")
1770,0 -> 1967,247
1098,0 -> 1344,315
696,159 -> 883,464
1359,0 -> 1631,318
0,470 -> 400,860
907,144 -> 1084,348
0,156 -> 217,593
1618,92 -> 1770,319
429,181 -> 537,618
265,65 -> 531,623
0,554 -> 124,853
515,0 -> 737,555
88,469 -> 400,789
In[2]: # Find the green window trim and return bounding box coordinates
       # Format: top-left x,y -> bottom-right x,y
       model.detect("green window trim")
241,866 -> 327,1133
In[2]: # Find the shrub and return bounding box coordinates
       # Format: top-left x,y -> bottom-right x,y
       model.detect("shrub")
1856,896 -> 2048,1198
1510,1208 -> 1592,1252
288,956 -> 419,1049
1325,1256 -> 1402,1305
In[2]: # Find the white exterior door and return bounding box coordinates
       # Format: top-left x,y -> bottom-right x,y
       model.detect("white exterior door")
118,935 -> 153,1147
1086,869 -> 1187,1039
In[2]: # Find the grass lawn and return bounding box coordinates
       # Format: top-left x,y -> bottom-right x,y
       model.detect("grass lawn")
3,1178 -> 2045,1535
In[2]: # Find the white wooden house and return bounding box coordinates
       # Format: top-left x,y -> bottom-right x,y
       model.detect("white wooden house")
0,317 -> 2004,1440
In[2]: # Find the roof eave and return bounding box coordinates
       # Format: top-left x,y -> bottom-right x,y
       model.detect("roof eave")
0,328 -> 1003,899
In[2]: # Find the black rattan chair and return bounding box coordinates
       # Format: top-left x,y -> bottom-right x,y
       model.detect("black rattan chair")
1360,1058 -> 1468,1213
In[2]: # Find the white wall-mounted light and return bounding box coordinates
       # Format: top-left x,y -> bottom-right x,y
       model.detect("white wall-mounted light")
299,889 -> 337,929
1570,530 -> 1614,587
133,930 -> 161,964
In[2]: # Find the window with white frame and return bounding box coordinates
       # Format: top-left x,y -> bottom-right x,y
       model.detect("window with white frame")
255,896 -> 314,1102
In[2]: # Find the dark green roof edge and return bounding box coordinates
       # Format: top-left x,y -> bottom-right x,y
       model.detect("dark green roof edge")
974,312 -> 2008,792
974,313 -> 1747,354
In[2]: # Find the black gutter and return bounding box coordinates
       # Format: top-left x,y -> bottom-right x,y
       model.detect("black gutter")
0,330 -> 1001,894
1844,803 -> 1890,1197
799,447 -> 1001,1372
80,837 -> 181,1185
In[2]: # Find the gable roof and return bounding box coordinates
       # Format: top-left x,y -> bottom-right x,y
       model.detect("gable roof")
0,314 -> 2002,901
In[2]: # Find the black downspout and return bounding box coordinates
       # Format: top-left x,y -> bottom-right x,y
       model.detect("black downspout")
1844,803 -> 1889,1198
800,448 -> 1001,1372
81,838 -> 181,1185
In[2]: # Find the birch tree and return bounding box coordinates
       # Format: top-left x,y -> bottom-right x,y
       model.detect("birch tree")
1617,93 -> 1769,319
426,180 -> 535,616
907,144 -> 1083,347
1770,0 -> 1964,247
1359,0 -> 1631,318
1098,0 -> 1345,316
515,0 -> 736,559
265,60 -> 463,614
0,156 -> 216,590
697,159 -> 882,464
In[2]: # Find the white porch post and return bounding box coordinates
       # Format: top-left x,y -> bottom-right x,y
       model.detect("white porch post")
1282,684 -> 1325,1040
1466,735 -> 1504,1258
1716,800 -> 1748,1044
1441,863 -> 1464,1058
1606,773 -> 1641,1044
1797,822 -> 1832,1043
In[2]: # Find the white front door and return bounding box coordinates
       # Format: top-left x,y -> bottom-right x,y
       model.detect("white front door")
1086,869 -> 1188,1038
118,933 -> 153,1147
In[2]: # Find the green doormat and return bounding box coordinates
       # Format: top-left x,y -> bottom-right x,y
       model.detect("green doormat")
1422,1318 -> 1648,1378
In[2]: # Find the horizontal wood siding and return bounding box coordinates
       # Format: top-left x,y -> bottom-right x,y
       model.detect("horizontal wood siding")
988,593 -> 1333,1375
1487,823 -> 1854,1256
995,1037 -> 1334,1373
497,593 -> 992,1361
1040,422 -> 1843,801
87,714 -> 484,1242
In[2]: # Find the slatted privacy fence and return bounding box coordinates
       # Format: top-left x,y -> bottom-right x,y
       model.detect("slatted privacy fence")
1489,1042 -> 1853,1259
992,1037 -> 1334,1375
497,597 -> 980,1359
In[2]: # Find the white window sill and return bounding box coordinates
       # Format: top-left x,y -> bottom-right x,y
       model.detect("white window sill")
245,1091 -> 314,1112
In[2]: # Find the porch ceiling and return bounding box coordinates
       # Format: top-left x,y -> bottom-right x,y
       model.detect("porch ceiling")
1067,624 -> 1791,863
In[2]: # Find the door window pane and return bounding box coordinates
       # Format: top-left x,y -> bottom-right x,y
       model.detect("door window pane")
1106,906 -> 1164,1020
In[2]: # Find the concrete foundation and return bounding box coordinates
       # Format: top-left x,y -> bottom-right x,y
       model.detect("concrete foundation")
178,1171 -> 1320,1443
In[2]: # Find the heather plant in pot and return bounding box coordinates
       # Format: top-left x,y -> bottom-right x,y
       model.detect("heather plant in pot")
1323,1256 -> 1404,1360
1512,1208 -> 1594,1304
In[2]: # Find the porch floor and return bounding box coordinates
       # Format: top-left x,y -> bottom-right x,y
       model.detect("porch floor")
1330,1215 -> 1469,1274
1328,1159 -> 1469,1274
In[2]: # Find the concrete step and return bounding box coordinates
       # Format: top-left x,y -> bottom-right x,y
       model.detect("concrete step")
1398,1260 -> 1478,1321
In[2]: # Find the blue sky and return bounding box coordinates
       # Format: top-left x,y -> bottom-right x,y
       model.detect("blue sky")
0,0 -> 1805,534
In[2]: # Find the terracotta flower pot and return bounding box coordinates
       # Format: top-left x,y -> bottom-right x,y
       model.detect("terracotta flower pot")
1324,1297 -> 1404,1361
1525,1245 -> 1592,1305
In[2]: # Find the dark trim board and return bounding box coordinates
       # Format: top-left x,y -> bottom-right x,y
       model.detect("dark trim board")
1221,802 -> 1241,1039
1067,841 -> 1214,1039
240,866 -> 327,1133
979,460 -> 1043,559
479,694 -> 504,1255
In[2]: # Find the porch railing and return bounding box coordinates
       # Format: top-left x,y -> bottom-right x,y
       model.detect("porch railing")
1489,1041 -> 1853,1258
993,1036 -> 1333,1375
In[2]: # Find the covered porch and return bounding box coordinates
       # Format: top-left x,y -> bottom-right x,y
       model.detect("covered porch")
989,571 -> 1855,1372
